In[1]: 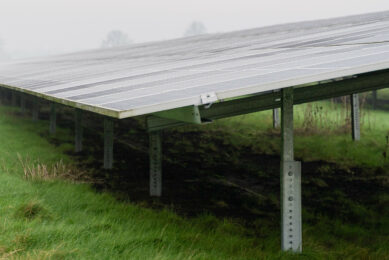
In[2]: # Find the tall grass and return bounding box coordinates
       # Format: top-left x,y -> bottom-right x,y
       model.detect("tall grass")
17,153 -> 89,182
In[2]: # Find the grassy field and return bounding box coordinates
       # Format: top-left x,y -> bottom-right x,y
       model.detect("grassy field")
0,107 -> 272,259
209,99 -> 389,168
0,93 -> 388,259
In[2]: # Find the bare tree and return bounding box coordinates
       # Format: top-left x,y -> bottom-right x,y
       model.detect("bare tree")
184,21 -> 207,37
101,30 -> 132,48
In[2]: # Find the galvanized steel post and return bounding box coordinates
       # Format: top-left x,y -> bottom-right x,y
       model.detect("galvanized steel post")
11,91 -> 17,106
20,94 -> 26,114
273,108 -> 280,128
75,109 -> 83,153
281,87 -> 302,252
49,103 -> 56,134
149,131 -> 162,197
351,94 -> 360,141
103,118 -> 114,169
372,90 -> 377,109
32,98 -> 39,121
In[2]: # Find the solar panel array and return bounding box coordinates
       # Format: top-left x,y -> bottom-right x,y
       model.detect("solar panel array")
1,11 -> 389,118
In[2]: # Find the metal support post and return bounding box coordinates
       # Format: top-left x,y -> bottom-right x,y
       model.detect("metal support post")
2,89 -> 9,104
49,103 -> 56,134
372,90 -> 377,110
149,131 -> 162,197
11,91 -> 17,106
20,94 -> 26,114
32,98 -> 39,121
103,118 -> 114,169
281,87 -> 302,252
75,109 -> 83,153
273,108 -> 280,128
351,94 -> 360,141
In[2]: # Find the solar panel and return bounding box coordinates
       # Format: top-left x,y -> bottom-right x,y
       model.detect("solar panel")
1,11 -> 389,118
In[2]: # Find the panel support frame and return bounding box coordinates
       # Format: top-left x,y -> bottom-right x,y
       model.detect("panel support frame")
148,71 -> 389,131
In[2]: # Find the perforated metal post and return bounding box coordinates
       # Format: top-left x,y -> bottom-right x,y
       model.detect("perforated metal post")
273,108 -> 280,128
75,109 -> 83,153
49,103 -> 56,134
281,87 -> 302,252
20,94 -> 26,114
351,94 -> 360,141
32,98 -> 39,121
103,118 -> 114,169
149,131 -> 162,197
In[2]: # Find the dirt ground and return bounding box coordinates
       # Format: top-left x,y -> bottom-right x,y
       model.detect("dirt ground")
8,96 -> 387,229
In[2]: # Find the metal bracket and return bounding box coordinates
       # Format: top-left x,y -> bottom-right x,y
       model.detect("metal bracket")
200,92 -> 218,106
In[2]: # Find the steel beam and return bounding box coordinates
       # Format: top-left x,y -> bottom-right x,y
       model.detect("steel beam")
154,105 -> 201,124
281,87 -> 302,252
148,71 -> 389,131
149,131 -> 162,197
49,103 -> 56,134
103,118 -> 114,169
75,109 -> 83,153
351,94 -> 361,141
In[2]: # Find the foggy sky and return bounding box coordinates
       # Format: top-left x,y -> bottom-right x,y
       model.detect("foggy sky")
1,0 -> 389,59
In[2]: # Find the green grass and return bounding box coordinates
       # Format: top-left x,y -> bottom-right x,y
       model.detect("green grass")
0,102 -> 388,259
377,88 -> 389,100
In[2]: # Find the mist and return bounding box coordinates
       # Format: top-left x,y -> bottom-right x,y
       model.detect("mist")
0,0 -> 389,60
